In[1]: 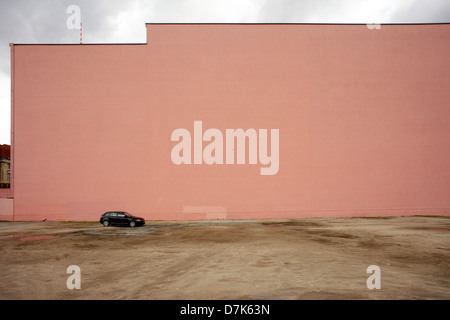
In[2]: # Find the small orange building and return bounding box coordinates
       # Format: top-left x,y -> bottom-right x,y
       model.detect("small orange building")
7,23 -> 450,221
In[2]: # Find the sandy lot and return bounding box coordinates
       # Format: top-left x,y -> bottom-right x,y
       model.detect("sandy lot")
0,216 -> 449,300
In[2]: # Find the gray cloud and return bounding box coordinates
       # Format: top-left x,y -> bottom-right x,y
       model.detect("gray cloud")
258,0 -> 450,23
388,0 -> 450,23
0,0 -> 136,72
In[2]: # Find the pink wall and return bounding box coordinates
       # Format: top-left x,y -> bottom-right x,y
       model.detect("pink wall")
10,24 -> 450,221
0,189 -> 11,198
0,199 -> 13,221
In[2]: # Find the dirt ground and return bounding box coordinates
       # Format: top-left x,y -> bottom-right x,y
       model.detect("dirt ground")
0,216 -> 449,300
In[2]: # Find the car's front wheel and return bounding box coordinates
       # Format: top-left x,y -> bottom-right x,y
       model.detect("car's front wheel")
129,221 -> 136,228
103,220 -> 110,227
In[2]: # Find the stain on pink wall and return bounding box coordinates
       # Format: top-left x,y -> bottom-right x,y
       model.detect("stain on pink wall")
0,199 -> 13,220
10,24 -> 450,221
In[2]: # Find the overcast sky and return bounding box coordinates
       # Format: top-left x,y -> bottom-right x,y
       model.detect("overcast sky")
0,0 -> 449,144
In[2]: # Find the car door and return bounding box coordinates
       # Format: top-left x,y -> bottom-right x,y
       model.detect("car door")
116,212 -> 128,226
108,212 -> 118,225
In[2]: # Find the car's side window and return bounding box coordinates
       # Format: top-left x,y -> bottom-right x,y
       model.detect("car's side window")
110,212 -> 117,217
117,213 -> 125,218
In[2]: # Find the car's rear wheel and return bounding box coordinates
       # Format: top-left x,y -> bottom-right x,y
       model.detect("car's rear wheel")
129,221 -> 136,228
103,220 -> 110,227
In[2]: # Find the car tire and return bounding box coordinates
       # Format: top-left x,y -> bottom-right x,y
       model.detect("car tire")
129,221 -> 136,228
103,220 -> 110,227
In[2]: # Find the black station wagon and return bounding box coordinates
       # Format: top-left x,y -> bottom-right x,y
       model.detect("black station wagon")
100,211 -> 145,227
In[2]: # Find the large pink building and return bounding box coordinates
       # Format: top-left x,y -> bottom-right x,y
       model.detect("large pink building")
4,23 -> 450,221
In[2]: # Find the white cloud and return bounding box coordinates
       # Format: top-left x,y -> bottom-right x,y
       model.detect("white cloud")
0,73 -> 10,144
